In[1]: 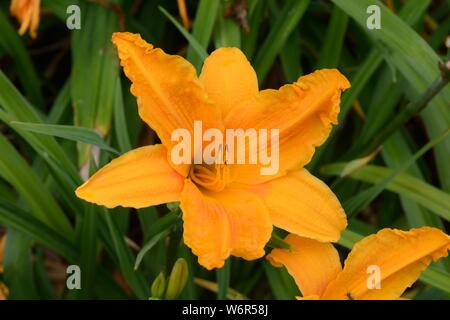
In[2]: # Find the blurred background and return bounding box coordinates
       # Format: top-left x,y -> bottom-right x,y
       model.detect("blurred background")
0,0 -> 449,300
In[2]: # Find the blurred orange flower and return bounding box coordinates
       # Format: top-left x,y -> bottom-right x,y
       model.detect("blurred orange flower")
76,32 -> 350,269
10,0 -> 40,38
0,234 -> 7,300
0,234 -> 6,273
0,283 -> 8,300
268,227 -> 450,300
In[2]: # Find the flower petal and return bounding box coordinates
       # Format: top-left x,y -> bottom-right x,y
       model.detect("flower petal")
321,227 -> 450,300
199,48 -> 258,118
180,179 -> 272,270
243,168 -> 347,242
112,32 -> 223,176
267,234 -> 342,297
225,69 -> 350,184
76,144 -> 184,208
29,0 -> 40,39
0,234 -> 6,268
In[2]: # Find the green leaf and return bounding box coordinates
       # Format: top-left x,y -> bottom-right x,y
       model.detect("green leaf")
0,134 -> 74,239
279,30 -> 302,82
103,209 -> 148,299
47,80 -> 72,125
76,203 -> 99,299
332,0 -> 450,193
267,1 -> 302,81
0,69 -> 79,182
113,79 -> 133,153
263,261 -> 299,300
3,230 -> 39,299
11,122 -> 119,155
308,0 -> 432,172
316,6 -> 349,68
421,269 -> 450,294
0,201 -> 78,262
42,0 -> 81,20
253,0 -> 309,82
217,259 -> 230,300
134,230 -> 169,271
322,161 -> 450,221
145,210 -> 180,241
0,10 -> 43,108
71,1 -> 120,166
186,0 -> 220,70
159,6 -> 208,67
382,131 -> 444,229
342,129 -> 449,217
214,3 -> 241,48
242,0 -> 267,60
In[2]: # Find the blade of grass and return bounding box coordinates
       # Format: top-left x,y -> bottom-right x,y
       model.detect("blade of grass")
352,68 -> 449,158
76,203 -> 99,299
103,209 -> 148,299
0,134 -> 74,239
42,0 -> 81,20
263,261 -> 299,300
214,2 -> 241,48
383,131 -> 449,272
159,6 -> 208,66
279,30 -> 303,82
178,245 -> 198,299
0,70 -> 79,182
186,0 -> 220,70
71,1 -> 119,168
382,131 -> 444,228
134,229 -> 170,271
47,80 -> 71,124
267,1 -> 302,81
316,6 -> 349,68
217,259 -> 230,300
113,78 -> 132,153
34,249 -> 56,299
253,0 -> 309,83
342,129 -> 449,217
321,162 -> 450,221
11,122 -> 119,155
308,0 -> 432,171
0,11 -> 43,108
242,0 -> 266,59
3,230 -> 39,299
0,201 -> 78,262
332,0 -> 450,192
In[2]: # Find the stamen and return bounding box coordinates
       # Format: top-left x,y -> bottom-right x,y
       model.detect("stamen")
189,163 -> 230,192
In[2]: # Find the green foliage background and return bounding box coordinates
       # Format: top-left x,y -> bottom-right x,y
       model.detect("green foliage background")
0,0 -> 449,299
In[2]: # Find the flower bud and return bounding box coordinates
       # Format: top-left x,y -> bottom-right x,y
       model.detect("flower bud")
150,272 -> 166,299
165,258 -> 189,300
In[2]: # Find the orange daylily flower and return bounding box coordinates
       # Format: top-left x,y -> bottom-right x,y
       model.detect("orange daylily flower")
10,0 -> 41,39
76,32 -> 350,269
0,283 -> 8,300
0,234 -> 5,273
0,234 -> 7,300
267,227 -> 450,300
